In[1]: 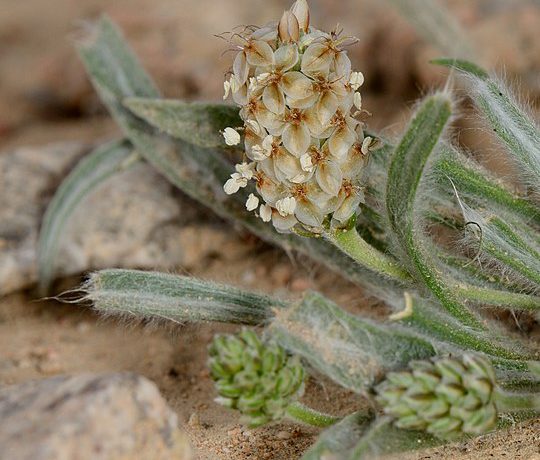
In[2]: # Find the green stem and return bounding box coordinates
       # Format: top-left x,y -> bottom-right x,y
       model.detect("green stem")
325,228 -> 412,283
495,389 -> 540,412
286,401 -> 341,427
453,284 -> 540,311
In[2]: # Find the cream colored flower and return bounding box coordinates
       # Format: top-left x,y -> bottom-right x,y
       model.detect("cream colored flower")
354,92 -> 362,110
222,0 -> 371,234
224,173 -> 248,195
223,127 -> 241,146
361,136 -> 373,155
259,204 -> 273,222
246,193 -> 260,211
223,80 -> 231,100
349,72 -> 365,91
276,196 -> 297,216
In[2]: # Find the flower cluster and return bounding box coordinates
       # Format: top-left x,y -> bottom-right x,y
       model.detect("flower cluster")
208,329 -> 305,427
375,355 -> 498,440
222,0 -> 373,233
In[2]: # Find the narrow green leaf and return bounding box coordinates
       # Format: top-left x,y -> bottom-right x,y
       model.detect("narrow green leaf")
347,417 -> 441,459
431,58 -> 488,78
125,98 -> 242,148
404,298 -> 536,364
386,92 -> 481,327
301,412 -> 373,460
269,291 -> 436,392
434,146 -> 540,226
84,269 -> 285,324
37,140 -> 137,293
434,58 -> 540,191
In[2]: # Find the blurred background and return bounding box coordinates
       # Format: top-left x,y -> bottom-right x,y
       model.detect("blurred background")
1,2 -> 539,459
1,0 -> 539,150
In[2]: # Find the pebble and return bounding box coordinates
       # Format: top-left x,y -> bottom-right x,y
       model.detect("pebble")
188,412 -> 201,428
276,430 -> 291,440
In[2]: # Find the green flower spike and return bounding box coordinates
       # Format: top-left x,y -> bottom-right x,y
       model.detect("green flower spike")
376,355 -> 498,440
208,329 -> 339,428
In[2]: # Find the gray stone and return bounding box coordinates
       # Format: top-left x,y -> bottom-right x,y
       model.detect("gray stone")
0,373 -> 193,460
0,141 -> 242,296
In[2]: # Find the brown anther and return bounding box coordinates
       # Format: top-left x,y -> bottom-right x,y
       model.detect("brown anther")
341,179 -> 355,197
292,183 -> 307,199
309,145 -> 326,164
286,108 -> 305,125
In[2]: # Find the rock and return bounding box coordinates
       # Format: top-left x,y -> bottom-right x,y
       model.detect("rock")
0,373 -> 192,460
0,142 -> 242,296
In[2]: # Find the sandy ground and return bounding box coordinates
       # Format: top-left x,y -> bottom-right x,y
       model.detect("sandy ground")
1,0 -> 540,458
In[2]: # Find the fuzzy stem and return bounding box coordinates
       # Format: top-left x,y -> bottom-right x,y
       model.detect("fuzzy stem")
453,284 -> 540,311
495,389 -> 540,412
325,228 -> 412,283
286,402 -> 341,427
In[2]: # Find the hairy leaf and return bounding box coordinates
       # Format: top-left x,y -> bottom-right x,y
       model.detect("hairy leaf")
38,140 -> 137,293
125,98 -> 242,148
301,412 -> 373,460
346,417 -> 441,459
84,269 -> 284,324
434,58 -> 540,193
386,92 -> 481,326
269,291 -> 436,392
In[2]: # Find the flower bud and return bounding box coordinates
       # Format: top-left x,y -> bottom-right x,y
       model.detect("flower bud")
376,355 -> 498,440
208,329 -> 305,427
278,10 -> 300,43
291,0 -> 310,32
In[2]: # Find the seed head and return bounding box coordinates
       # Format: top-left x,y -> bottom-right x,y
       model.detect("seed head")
222,0 -> 372,234
208,329 -> 305,427
375,355 -> 498,440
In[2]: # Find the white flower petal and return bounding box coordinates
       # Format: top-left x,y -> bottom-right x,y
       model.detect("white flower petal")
223,177 -> 240,195
361,136 -> 373,155
231,83 -> 248,105
263,83 -> 285,114
301,42 -> 332,76
354,92 -> 362,110
274,44 -> 299,72
276,196 -> 297,216
295,200 -> 324,227
282,123 -> 311,157
328,126 -> 355,158
259,204 -> 273,222
246,40 -> 275,67
235,162 -> 255,179
275,151 -> 303,181
334,52 -> 352,80
223,127 -> 241,146
349,71 -> 365,91
272,212 -> 298,232
317,91 -> 339,126
281,71 -> 315,100
300,153 -> 314,172
316,160 -> 342,196
246,193 -> 260,211
223,80 -> 231,100
333,190 -> 363,223
233,52 -> 249,86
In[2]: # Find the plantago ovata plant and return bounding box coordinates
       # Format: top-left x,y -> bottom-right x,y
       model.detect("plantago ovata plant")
40,0 -> 540,457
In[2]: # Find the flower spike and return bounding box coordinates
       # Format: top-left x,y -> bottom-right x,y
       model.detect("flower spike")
222,0 -> 371,234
